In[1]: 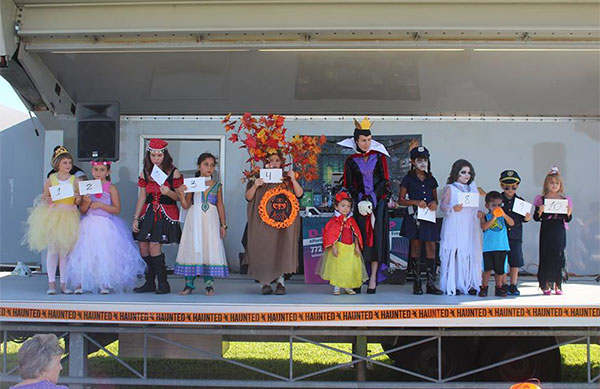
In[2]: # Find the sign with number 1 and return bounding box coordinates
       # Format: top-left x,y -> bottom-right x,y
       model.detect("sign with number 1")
49,183 -> 75,201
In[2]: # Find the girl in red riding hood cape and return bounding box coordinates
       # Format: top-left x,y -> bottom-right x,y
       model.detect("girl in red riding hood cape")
316,191 -> 368,295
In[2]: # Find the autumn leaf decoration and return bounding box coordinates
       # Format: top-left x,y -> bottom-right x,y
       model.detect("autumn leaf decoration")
223,113 -> 326,182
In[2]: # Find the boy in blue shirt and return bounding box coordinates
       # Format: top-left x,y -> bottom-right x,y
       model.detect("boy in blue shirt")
479,191 -> 515,297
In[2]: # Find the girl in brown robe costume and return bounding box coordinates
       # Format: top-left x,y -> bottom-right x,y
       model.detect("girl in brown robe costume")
244,153 -> 304,295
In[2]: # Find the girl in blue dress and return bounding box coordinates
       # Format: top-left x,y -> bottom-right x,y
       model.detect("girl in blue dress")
398,146 -> 443,295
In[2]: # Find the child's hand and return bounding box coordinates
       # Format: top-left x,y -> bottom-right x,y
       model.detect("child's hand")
354,245 -> 361,256
254,178 -> 264,188
524,212 -> 531,221
453,204 -> 463,212
159,185 -> 171,195
220,225 -> 227,239
417,200 -> 427,208
332,245 -> 338,257
74,195 -> 82,206
132,219 -> 140,233
286,170 -> 297,182
567,206 -> 572,217
477,211 -> 485,220
428,202 -> 438,211
82,195 -> 91,203
538,205 -> 545,215
176,185 -> 187,195
90,202 -> 102,209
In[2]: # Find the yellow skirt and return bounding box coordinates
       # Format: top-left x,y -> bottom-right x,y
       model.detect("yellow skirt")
24,200 -> 80,256
316,242 -> 368,289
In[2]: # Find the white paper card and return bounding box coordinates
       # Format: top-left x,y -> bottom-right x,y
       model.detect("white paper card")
512,198 -> 532,217
49,183 -> 74,201
151,165 -> 168,186
260,168 -> 283,183
417,207 -> 436,223
458,192 -> 479,208
78,179 -> 102,196
184,177 -> 207,193
544,198 -> 569,214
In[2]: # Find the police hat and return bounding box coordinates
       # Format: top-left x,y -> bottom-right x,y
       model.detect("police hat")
410,146 -> 430,159
500,170 -> 521,184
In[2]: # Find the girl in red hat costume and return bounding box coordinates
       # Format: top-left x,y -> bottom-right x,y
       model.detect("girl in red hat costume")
132,139 -> 183,294
316,191 -> 368,295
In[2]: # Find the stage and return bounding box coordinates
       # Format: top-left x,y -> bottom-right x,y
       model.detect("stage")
1,273 -> 598,327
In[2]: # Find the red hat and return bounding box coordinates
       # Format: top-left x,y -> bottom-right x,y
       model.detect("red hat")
335,191 -> 350,203
148,138 -> 168,152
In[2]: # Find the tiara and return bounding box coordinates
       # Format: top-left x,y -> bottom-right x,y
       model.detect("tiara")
53,146 -> 69,160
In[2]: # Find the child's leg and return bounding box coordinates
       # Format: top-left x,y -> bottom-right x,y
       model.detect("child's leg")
333,285 -> 340,295
204,276 -> 215,296
510,267 -> 519,285
481,270 -> 491,287
46,249 -> 59,284
424,241 -> 442,295
58,252 -> 68,285
185,276 -> 196,289
410,239 -> 423,294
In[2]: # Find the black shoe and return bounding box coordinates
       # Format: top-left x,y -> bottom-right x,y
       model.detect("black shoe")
495,286 -> 507,297
134,256 -> 156,293
425,259 -> 442,295
478,286 -> 488,297
353,287 -> 362,294
507,284 -> 521,296
467,288 -> 478,296
153,253 -> 171,294
412,258 -> 423,295
426,285 -> 443,295
367,287 -> 377,294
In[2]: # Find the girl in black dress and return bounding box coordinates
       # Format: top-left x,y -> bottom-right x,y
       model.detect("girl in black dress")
398,146 -> 442,295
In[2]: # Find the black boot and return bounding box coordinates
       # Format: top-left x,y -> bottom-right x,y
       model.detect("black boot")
134,256 -> 156,293
412,258 -> 423,295
153,253 -> 171,294
425,258 -> 443,295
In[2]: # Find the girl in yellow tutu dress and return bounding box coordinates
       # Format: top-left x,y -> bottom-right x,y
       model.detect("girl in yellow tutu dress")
24,147 -> 81,294
316,191 -> 368,295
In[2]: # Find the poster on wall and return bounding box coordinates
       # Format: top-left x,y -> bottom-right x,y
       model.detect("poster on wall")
299,134 -> 421,210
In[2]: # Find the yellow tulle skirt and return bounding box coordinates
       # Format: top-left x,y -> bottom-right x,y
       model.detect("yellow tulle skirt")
316,242 -> 368,289
24,200 -> 80,256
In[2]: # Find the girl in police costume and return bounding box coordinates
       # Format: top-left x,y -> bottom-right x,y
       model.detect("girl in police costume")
24,146 -> 81,294
438,159 -> 483,296
398,146 -> 443,295
316,191 -> 368,295
66,159 -> 146,294
533,167 -> 573,295
132,138 -> 183,294
174,153 -> 229,296
339,117 -> 391,294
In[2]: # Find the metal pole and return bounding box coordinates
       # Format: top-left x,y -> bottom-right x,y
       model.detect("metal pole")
437,335 -> 442,382
355,335 -> 367,381
3,330 -> 7,374
289,335 -> 293,381
143,332 -> 148,379
68,332 -> 88,389
587,336 -> 591,383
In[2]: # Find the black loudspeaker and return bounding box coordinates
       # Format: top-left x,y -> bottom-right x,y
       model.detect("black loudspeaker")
76,102 -> 120,161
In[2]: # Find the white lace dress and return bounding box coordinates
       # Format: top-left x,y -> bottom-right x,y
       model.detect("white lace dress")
439,181 -> 482,295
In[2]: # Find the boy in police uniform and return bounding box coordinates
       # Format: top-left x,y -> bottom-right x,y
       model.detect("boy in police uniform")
500,170 -> 531,296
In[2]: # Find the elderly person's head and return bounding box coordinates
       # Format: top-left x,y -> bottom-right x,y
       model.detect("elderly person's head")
18,334 -> 64,383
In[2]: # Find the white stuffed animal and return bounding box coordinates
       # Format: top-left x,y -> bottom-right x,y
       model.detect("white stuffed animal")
358,200 -> 373,216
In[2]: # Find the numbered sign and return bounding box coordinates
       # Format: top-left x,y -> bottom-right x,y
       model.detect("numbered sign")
417,207 -> 436,223
544,198 -> 569,214
150,165 -> 168,186
49,183 -> 75,201
184,177 -> 207,193
512,198 -> 532,217
78,179 -> 102,196
458,192 -> 479,208
260,168 -> 283,183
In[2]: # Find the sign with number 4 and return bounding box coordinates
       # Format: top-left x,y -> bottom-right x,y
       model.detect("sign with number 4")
78,179 -> 102,196
260,169 -> 283,183
544,198 -> 569,214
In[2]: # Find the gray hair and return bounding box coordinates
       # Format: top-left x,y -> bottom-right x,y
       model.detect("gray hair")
18,334 -> 64,379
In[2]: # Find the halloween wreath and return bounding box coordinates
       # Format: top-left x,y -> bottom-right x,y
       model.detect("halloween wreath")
258,185 -> 300,229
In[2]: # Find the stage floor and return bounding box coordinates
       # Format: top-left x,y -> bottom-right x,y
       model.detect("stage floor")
1,273 -> 598,327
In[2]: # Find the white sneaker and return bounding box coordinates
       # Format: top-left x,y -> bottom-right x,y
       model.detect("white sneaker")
47,288 -> 57,295
74,288 -> 83,295
333,286 -> 341,295
344,289 -> 357,295
61,288 -> 73,294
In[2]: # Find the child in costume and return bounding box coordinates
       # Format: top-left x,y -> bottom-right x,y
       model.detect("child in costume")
175,153 -> 229,296
66,160 -> 146,294
317,191 -> 368,295
439,159 -> 483,296
132,139 -> 183,294
479,191 -> 514,297
533,167 -> 572,295
340,117 -> 391,294
398,146 -> 443,295
499,170 -> 531,296
244,152 -> 303,295
24,147 -> 81,294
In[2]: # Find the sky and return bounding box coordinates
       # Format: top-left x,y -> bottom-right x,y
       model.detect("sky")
0,75 -> 28,112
